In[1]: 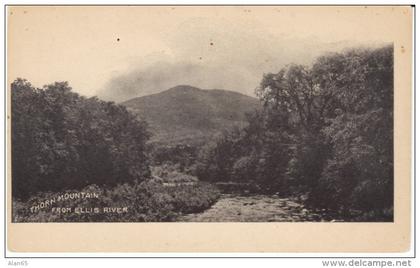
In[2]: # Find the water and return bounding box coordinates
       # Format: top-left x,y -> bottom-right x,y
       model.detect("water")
179,194 -> 336,222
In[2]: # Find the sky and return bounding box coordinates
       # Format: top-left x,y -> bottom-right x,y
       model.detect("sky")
8,6 -> 405,102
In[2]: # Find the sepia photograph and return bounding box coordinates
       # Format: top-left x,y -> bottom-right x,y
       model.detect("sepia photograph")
5,4 -> 413,254
8,6 -> 397,223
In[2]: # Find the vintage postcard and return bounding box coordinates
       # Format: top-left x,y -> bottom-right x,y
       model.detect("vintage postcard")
6,5 -> 413,252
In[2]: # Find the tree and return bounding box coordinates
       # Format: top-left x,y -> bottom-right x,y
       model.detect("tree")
311,46 -> 393,218
12,79 -> 151,199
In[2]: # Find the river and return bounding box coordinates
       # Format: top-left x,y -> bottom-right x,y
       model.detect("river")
179,193 -> 338,222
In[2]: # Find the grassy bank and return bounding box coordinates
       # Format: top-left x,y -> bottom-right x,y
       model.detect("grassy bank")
12,180 -> 220,222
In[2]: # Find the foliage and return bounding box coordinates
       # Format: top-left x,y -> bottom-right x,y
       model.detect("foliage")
309,46 -> 393,219
168,182 -> 221,213
196,128 -> 241,182
11,79 -> 151,200
151,164 -> 198,183
150,143 -> 200,173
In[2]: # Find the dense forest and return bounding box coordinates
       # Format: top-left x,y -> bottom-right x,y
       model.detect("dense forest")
11,45 -> 393,222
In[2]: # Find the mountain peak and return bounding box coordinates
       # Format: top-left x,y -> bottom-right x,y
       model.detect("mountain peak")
167,85 -> 201,93
122,86 -> 261,145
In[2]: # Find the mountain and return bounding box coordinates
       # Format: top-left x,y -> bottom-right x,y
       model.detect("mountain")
121,85 -> 261,145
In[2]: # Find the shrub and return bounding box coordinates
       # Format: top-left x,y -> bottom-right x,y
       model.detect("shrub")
12,181 -> 220,222
168,183 -> 221,213
151,165 -> 198,183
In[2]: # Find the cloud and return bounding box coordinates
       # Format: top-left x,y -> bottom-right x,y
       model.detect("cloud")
97,16 -> 389,103
98,59 -> 258,103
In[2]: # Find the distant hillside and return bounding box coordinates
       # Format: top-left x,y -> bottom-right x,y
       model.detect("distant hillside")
121,85 -> 260,145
